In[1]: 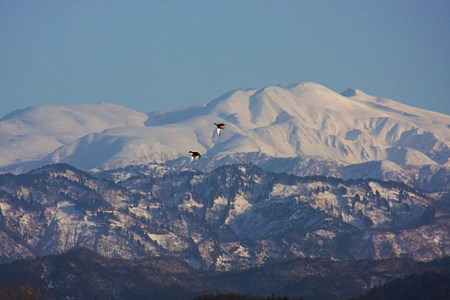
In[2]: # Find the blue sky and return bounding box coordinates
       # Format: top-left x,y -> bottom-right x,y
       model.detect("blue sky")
1,0 -> 449,118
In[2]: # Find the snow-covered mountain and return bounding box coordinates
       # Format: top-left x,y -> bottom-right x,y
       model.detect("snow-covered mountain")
1,163 -> 449,270
0,103 -> 148,171
1,82 -> 449,190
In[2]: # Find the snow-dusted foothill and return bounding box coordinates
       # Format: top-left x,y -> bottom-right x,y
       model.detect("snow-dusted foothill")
0,163 -> 449,270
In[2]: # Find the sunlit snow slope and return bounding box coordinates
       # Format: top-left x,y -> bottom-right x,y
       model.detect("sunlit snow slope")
0,103 -> 148,171
1,82 -> 449,186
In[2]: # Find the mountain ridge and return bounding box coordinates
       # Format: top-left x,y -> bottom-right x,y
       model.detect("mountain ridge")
0,82 -> 448,191
1,162 -> 449,270
1,246 -> 450,300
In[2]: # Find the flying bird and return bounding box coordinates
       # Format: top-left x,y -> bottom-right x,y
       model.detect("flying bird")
214,123 -> 226,137
188,151 -> 201,162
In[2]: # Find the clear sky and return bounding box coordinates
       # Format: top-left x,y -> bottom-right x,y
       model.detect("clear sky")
1,0 -> 449,118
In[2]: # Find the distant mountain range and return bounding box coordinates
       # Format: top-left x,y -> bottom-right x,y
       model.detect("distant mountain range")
1,82 -> 449,191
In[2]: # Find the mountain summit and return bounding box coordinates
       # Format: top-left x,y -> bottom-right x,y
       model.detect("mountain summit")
0,82 -> 448,189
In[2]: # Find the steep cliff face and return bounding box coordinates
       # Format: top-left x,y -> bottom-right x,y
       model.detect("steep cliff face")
1,163 -> 449,270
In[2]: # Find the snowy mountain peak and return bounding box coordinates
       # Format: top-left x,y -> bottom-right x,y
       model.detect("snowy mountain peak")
341,88 -> 372,99
1,82 -> 449,189
0,102 -> 148,138
282,81 -> 337,95
0,103 -> 148,170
